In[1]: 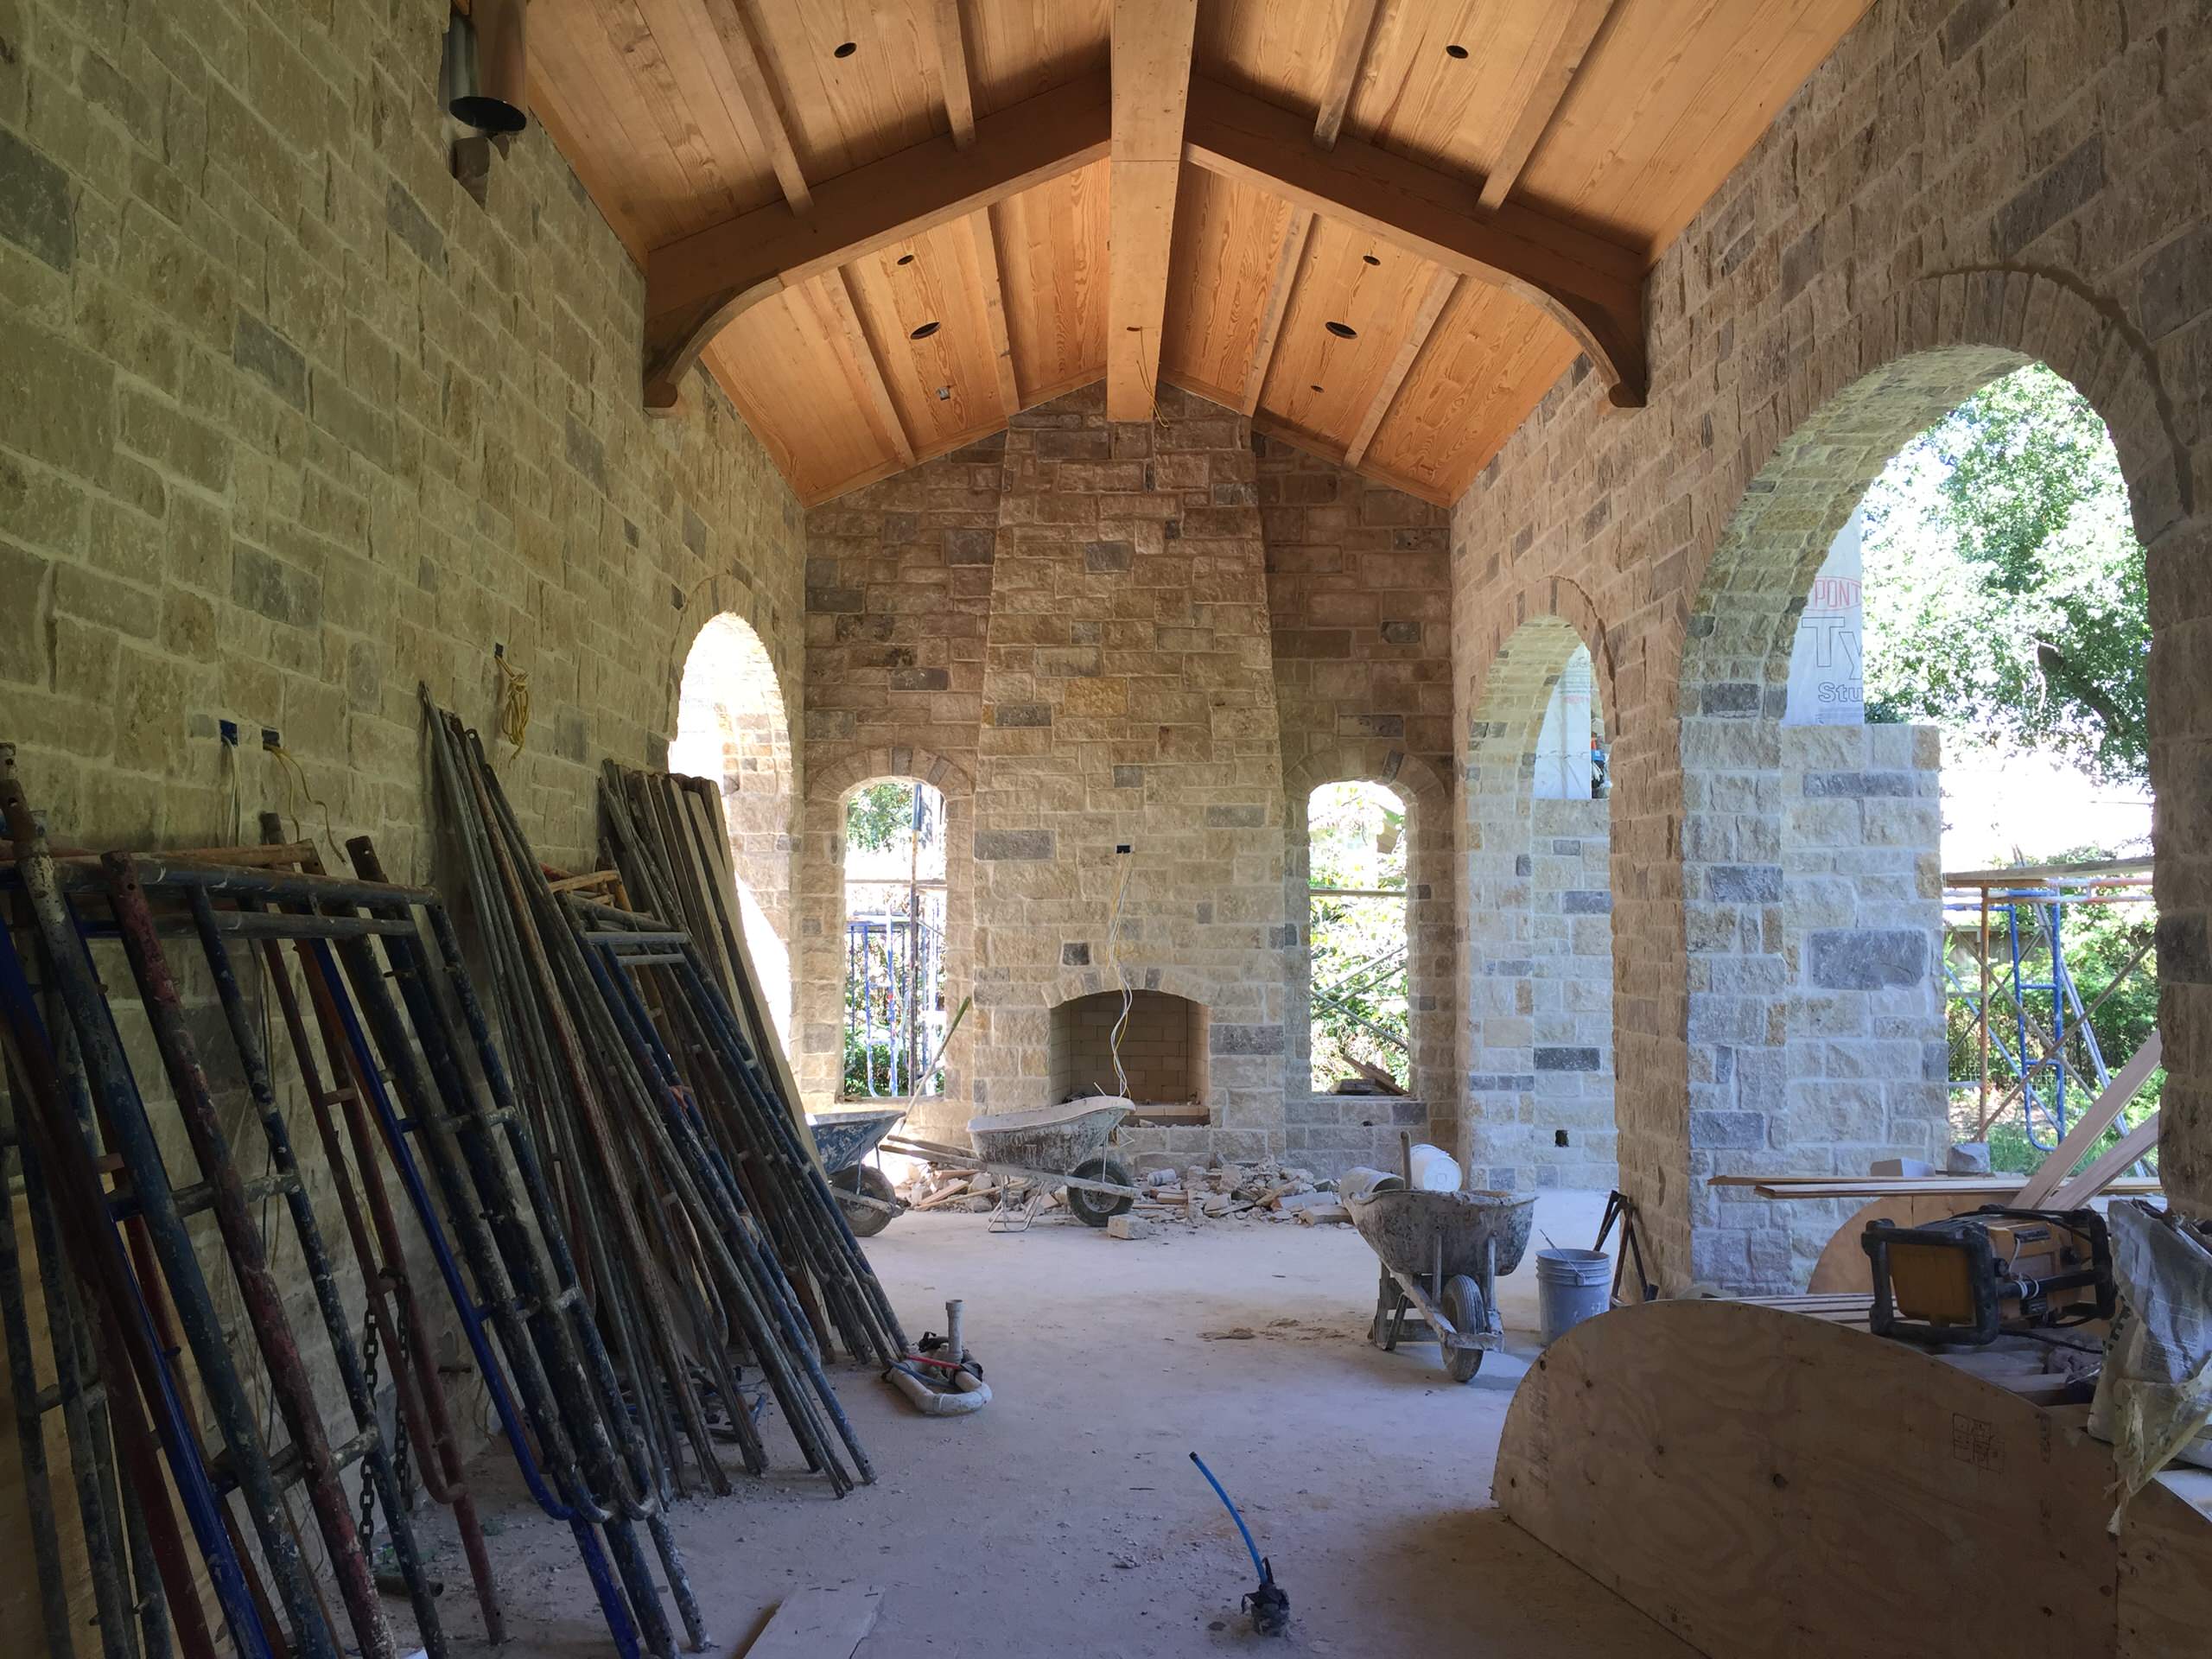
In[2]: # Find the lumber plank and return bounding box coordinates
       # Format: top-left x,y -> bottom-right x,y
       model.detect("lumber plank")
1311,0 -> 1381,150
742,1586 -> 881,1659
2015,1031 -> 2162,1207
2050,1109 -> 2160,1209
1344,267 -> 1456,466
703,0 -> 811,213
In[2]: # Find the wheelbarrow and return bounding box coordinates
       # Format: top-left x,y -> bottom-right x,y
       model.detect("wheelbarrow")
1346,1186 -> 1535,1381
809,1106 -> 906,1238
880,1097 -> 1139,1230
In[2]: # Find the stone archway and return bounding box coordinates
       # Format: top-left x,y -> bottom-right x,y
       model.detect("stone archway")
1462,611 -> 1619,1193
795,747 -> 976,1137
1280,746 -> 1454,1162
670,612 -> 796,1039
1676,335 -> 2172,1289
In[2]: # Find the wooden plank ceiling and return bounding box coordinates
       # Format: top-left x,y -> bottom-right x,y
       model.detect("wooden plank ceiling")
529,0 -> 1870,506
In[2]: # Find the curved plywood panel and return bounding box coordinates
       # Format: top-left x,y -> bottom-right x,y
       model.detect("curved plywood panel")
1494,1300 -> 2212,1658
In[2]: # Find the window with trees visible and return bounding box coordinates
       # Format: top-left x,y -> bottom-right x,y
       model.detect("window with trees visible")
842,780 -> 947,1099
1306,780 -> 1410,1093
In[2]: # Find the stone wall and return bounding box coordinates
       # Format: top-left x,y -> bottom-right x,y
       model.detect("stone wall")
1449,0 -> 2212,1287
0,0 -> 808,1628
1528,795 -> 1619,1189
798,391 -> 1461,1172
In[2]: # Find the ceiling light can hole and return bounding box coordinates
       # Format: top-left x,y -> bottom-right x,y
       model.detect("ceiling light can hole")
1445,42 -> 1468,59
1309,384 -> 1324,393
1324,320 -> 1357,340
1363,253 -> 1381,266
896,253 -> 915,266
834,41 -> 857,58
909,320 -> 941,340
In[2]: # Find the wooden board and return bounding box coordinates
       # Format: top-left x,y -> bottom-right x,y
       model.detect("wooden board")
1160,167 -> 1299,402
994,160 -> 1110,401
742,1585 -> 882,1658
1494,1299 -> 2212,1658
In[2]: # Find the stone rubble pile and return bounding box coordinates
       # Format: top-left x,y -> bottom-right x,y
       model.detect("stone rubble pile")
892,1155 -> 1351,1225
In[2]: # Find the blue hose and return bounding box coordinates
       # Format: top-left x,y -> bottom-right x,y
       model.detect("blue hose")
1189,1452 -> 1266,1580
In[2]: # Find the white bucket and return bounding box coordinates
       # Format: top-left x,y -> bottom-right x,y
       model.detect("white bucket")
1536,1248 -> 1612,1347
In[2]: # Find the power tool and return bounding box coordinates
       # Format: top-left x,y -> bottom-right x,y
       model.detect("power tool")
1862,1205 -> 2114,1346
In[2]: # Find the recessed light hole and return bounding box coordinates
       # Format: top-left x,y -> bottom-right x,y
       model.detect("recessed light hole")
896,252 -> 915,266
1445,42 -> 1468,60
834,40 -> 857,58
1324,320 -> 1357,340
1309,384 -> 1324,393
909,320 -> 941,340
1362,253 -> 1381,266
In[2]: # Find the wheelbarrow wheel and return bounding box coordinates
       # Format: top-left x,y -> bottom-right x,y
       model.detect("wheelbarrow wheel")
832,1165 -> 898,1238
1441,1274 -> 1486,1382
1065,1157 -> 1134,1227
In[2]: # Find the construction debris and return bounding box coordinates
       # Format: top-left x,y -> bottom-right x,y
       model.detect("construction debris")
893,1155 -> 1352,1227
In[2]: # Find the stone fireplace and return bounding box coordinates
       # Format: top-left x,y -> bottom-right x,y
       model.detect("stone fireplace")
1049,989 -> 1209,1117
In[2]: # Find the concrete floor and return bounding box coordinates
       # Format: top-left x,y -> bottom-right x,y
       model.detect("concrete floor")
409,1191 -> 1694,1657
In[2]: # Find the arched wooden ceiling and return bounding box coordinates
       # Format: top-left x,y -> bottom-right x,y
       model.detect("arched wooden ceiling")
528,0 -> 1870,506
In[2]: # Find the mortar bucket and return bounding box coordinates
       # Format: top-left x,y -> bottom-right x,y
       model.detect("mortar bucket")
1536,1248 -> 1611,1347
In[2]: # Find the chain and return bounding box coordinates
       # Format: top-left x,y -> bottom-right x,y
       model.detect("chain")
390,1287 -> 413,1510
358,1306 -> 380,1561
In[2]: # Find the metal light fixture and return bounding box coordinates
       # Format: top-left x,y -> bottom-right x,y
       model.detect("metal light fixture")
441,3 -> 528,136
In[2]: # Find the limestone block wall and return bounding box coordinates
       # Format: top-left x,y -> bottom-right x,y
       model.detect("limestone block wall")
798,391 -> 1459,1172
0,0 -> 807,1600
1258,439 -> 1459,1171
1528,796 -> 1619,1188
792,442 -> 997,1129
1444,0 -> 2212,1287
968,386 -> 1294,1160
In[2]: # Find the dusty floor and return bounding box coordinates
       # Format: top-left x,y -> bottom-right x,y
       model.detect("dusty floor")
406,1191 -> 1693,1657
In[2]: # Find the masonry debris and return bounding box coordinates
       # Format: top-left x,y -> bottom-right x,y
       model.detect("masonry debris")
890,1154 -> 1351,1228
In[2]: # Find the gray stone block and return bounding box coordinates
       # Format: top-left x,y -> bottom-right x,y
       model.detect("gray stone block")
973,830 -> 1053,861
1560,888 -> 1611,913
1689,1109 -> 1766,1149
1707,864 -> 1783,902
1535,1046 -> 1601,1071
1208,1023 -> 1284,1055
1807,928 -> 1928,989
0,126 -> 73,271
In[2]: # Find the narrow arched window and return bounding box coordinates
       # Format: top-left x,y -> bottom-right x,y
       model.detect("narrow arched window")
1306,780 -> 1410,1094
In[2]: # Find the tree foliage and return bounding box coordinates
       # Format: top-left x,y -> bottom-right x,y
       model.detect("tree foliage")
1861,364 -> 2147,785
845,780 -> 918,854
1307,783 -> 1410,1090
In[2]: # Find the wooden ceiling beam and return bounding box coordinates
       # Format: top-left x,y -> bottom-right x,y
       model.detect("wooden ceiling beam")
642,73 -> 1111,410
934,0 -> 976,149
806,271 -> 915,467
1313,0 -> 1383,151
1105,0 -> 1198,422
1240,205 -> 1313,415
1345,268 -> 1456,467
705,0 -> 811,214
970,207 -> 1021,418
1184,75 -> 1648,408
1478,0 -> 1618,213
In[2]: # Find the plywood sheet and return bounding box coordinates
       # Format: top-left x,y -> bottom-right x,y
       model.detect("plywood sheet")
701,288 -> 899,501
1255,214 -> 1446,452
995,160 -> 1109,404
1160,168 -> 1295,405
1496,1299 -> 2212,1658
1362,282 -> 1577,499
1516,0 -> 1874,257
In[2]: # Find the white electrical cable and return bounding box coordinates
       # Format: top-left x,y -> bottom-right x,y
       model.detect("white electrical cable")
1103,853 -> 1135,1100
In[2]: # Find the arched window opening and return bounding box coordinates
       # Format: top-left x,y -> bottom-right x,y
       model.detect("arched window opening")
670,613 -> 793,1044
842,779 -> 949,1099
1681,353 -> 2157,1291
1306,780 -> 1410,1094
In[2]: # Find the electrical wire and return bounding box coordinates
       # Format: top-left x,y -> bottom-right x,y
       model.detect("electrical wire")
1102,852 -> 1135,1099
493,645 -> 531,758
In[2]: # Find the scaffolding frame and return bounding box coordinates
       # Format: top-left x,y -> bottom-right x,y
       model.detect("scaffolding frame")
1942,855 -> 2156,1159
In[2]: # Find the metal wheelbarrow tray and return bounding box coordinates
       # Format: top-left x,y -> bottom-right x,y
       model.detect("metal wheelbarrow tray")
1347,1187 -> 1535,1382
879,1097 -> 1139,1228
809,1106 -> 906,1236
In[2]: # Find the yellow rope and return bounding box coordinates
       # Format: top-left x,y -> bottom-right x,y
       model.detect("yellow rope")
494,645 -> 531,759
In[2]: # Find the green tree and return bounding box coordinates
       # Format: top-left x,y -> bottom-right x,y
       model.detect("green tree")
845,780 -> 918,853
1307,783 -> 1410,1090
1861,364 -> 2147,785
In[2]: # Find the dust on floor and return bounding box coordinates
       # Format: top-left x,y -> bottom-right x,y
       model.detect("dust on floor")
401,1190 -> 1694,1656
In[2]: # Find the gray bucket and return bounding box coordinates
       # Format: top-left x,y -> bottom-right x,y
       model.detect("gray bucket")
1536,1248 -> 1612,1347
